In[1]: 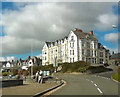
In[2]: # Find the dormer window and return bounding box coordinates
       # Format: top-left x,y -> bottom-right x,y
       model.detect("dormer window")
86,35 -> 89,38
71,36 -> 74,40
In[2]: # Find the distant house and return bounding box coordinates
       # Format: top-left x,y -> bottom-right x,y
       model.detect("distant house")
109,53 -> 120,66
1,61 -> 15,68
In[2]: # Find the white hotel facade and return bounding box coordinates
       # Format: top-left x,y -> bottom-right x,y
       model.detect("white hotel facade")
42,28 -> 109,65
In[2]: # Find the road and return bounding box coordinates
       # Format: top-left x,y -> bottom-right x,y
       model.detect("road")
49,73 -> 119,96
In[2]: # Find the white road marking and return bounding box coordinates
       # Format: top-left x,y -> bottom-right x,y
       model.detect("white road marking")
91,81 -> 93,83
97,88 -> 103,94
94,84 -> 97,87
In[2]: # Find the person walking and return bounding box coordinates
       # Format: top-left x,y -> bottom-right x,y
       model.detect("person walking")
35,71 -> 39,82
38,70 -> 43,83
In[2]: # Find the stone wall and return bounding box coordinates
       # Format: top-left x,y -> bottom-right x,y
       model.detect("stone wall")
1,79 -> 23,88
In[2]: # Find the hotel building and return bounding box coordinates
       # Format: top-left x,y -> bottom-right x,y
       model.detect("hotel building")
42,28 -> 109,65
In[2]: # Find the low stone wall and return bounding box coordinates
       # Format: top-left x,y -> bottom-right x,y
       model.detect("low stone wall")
1,79 -> 23,88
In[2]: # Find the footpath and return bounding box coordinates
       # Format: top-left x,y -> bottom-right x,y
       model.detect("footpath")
2,79 -> 61,97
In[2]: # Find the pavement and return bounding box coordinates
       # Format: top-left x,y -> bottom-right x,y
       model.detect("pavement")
2,79 -> 60,96
50,73 -> 119,96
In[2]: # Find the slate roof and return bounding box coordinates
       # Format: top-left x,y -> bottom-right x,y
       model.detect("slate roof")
73,29 -> 98,41
110,53 -> 120,59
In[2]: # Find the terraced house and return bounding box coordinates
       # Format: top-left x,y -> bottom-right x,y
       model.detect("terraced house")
42,28 -> 109,65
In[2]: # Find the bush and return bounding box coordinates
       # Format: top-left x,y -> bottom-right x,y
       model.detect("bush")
58,61 -> 90,73
2,72 -> 10,76
87,66 -> 113,74
11,69 -> 18,76
22,70 -> 29,76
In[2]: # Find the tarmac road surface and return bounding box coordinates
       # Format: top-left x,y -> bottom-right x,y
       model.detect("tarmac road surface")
50,73 -> 119,96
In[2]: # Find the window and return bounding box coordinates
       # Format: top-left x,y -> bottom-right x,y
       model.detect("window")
82,41 -> 85,47
105,52 -> 108,58
82,49 -> 84,55
70,50 -> 71,55
73,42 -> 74,47
87,42 -> 90,48
100,59 -> 103,64
87,50 -> 90,57
94,43 -> 97,49
100,52 -> 103,57
71,36 -> 74,40
95,51 -> 97,56
92,50 -> 93,56
73,50 -> 74,55
95,58 -> 96,63
70,43 -> 71,47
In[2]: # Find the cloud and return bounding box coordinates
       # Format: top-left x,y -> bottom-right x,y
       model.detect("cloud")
95,13 -> 118,30
104,33 -> 118,42
0,56 -> 16,62
1,2 -> 118,56
1,36 -> 44,55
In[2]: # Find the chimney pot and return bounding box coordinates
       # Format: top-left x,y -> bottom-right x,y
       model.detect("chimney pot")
90,30 -> 93,35
74,28 -> 82,32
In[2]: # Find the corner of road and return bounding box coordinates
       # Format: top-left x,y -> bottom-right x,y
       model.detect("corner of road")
33,80 -> 67,97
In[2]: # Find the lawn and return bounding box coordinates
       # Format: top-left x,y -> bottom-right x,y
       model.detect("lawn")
112,72 -> 120,82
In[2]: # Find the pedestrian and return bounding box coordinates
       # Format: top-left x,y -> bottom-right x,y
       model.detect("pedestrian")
38,70 -> 43,83
35,71 -> 39,82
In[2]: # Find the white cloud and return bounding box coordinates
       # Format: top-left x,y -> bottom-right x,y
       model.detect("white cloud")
104,33 -> 118,42
0,57 -> 6,61
0,56 -> 16,62
1,2 -> 118,56
95,13 -> 117,30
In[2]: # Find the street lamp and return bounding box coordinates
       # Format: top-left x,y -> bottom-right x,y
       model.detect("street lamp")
31,40 -> 33,80
54,57 -> 57,73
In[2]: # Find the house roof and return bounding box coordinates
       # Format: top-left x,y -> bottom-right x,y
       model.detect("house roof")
110,53 -> 120,59
45,42 -> 51,46
73,29 -> 97,41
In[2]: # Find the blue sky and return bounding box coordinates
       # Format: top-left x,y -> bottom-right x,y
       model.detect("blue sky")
1,2 -> 118,60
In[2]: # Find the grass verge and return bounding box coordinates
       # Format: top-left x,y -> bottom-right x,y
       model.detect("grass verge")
112,72 -> 120,82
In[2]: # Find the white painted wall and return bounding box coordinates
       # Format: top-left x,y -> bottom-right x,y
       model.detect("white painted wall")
68,31 -> 78,63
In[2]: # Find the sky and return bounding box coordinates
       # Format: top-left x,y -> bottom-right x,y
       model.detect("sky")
0,2 -> 119,61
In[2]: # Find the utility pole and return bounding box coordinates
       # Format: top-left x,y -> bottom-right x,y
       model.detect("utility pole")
54,57 -> 57,73
31,41 -> 33,80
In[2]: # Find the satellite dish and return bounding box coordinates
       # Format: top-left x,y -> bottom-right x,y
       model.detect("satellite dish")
112,25 -> 117,28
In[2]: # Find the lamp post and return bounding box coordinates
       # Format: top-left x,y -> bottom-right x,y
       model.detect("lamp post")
31,41 -> 33,80
54,57 -> 57,73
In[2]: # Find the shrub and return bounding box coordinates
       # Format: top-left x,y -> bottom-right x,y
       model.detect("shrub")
22,70 -> 29,76
87,66 -> 113,74
2,72 -> 10,76
58,61 -> 90,73
11,69 -> 18,76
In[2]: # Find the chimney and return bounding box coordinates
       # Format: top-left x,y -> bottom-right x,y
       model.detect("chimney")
112,51 -> 114,55
74,28 -> 82,32
90,30 -> 93,35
